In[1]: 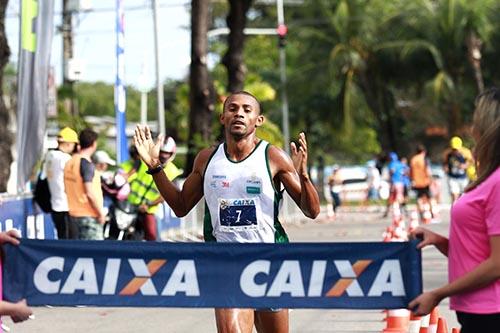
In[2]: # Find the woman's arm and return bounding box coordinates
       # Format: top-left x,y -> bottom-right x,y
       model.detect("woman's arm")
409,235 -> 500,315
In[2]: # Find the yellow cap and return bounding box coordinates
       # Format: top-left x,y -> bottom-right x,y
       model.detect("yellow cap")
450,136 -> 462,150
58,127 -> 79,143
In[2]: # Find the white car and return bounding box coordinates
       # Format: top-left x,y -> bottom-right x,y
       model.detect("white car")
322,165 -> 390,202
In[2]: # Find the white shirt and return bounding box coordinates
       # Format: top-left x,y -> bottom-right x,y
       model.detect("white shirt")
203,141 -> 287,243
44,149 -> 72,212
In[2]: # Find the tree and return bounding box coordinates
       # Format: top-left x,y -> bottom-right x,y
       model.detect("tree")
222,0 -> 253,92
186,0 -> 216,174
400,0 -> 497,136
0,0 -> 12,192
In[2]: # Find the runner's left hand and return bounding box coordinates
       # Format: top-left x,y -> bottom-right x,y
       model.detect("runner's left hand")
290,132 -> 309,178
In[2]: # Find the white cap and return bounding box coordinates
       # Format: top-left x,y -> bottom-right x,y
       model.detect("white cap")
93,150 -> 116,166
160,137 -> 176,154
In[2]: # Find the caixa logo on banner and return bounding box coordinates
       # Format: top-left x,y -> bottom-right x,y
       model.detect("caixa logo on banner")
32,258 -> 404,298
240,259 -> 404,297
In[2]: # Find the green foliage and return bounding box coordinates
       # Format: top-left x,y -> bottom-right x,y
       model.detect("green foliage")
45,0 -> 500,169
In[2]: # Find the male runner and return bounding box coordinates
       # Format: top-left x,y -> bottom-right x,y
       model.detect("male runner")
133,91 -> 320,333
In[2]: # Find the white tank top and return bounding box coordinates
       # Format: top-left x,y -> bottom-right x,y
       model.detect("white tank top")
203,140 -> 288,243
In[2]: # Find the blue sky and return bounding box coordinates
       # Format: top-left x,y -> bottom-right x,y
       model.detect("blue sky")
6,0 -> 191,90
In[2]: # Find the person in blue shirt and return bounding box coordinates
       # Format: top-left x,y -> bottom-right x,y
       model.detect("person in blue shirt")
400,157 -> 411,214
383,152 -> 406,217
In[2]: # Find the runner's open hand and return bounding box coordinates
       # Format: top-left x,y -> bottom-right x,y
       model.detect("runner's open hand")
290,132 -> 309,178
133,125 -> 164,168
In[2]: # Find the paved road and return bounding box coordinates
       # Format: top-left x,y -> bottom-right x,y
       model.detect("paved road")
3,205 -> 459,333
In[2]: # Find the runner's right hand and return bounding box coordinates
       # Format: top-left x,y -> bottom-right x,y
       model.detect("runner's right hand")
133,125 -> 164,169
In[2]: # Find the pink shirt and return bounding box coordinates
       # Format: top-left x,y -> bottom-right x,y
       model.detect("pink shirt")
448,167 -> 500,313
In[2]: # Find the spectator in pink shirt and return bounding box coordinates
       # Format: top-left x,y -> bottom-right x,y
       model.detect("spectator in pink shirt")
409,87 -> 500,333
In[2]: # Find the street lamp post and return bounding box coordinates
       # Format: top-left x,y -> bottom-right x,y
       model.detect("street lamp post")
152,0 -> 165,136
276,0 -> 290,154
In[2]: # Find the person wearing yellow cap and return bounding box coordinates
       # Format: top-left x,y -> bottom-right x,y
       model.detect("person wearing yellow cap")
451,136 -> 476,182
43,127 -> 79,239
443,136 -> 469,204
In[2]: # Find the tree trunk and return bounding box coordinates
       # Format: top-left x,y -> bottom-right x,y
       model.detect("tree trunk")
466,32 -> 484,94
0,0 -> 12,192
222,0 -> 252,93
186,0 -> 215,174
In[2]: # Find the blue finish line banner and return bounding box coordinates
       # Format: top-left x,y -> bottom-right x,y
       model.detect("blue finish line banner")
3,240 -> 422,309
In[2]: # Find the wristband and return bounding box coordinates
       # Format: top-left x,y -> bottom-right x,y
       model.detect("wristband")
146,164 -> 163,175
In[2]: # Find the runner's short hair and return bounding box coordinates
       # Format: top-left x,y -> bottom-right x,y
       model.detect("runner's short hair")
223,91 -> 263,114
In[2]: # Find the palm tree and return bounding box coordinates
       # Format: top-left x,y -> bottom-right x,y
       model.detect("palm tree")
301,0 -> 411,151
399,0 -> 496,135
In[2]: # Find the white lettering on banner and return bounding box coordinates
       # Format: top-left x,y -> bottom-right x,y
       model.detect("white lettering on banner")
35,214 -> 45,239
101,259 -> 121,295
61,258 -> 99,294
26,215 -> 35,239
307,261 -> 326,297
334,261 -> 364,297
34,256 -> 64,294
161,260 -> 200,296
267,261 -> 305,297
240,260 -> 270,297
128,259 -> 159,295
240,259 -> 406,297
0,219 -> 14,232
368,260 -> 405,296
33,257 -> 200,296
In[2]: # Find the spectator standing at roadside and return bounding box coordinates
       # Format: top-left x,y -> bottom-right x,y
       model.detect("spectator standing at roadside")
443,137 -> 468,204
93,150 -> 117,208
120,145 -> 144,182
365,160 -> 381,201
44,127 -> 79,239
409,87 -> 500,333
400,157 -> 411,214
127,136 -> 182,241
328,166 -> 342,219
383,152 -> 405,218
410,144 -> 434,219
64,129 -> 105,240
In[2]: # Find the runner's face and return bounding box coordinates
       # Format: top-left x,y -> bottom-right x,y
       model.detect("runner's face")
221,94 -> 264,138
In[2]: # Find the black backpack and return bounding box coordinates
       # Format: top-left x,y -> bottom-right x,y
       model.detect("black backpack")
33,159 -> 53,213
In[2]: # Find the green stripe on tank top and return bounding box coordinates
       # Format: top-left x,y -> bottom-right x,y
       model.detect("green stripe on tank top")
203,200 -> 216,242
265,144 -> 289,243
202,146 -> 220,243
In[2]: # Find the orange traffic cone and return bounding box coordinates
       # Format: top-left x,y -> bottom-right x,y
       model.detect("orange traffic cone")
436,317 -> 448,333
409,211 -> 419,233
422,202 -> 432,224
419,327 -> 428,333
382,309 -> 410,333
451,328 -> 460,333
408,312 -> 422,333
428,308 -> 439,333
383,226 -> 394,242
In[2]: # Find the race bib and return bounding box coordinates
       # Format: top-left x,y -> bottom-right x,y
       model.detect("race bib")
219,198 -> 258,231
